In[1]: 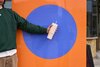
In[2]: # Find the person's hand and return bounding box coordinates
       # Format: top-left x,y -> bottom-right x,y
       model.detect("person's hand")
47,24 -> 53,33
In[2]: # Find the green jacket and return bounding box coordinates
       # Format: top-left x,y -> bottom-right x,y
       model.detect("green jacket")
0,8 -> 47,52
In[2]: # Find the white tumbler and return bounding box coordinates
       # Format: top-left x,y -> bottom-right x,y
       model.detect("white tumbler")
47,23 -> 58,40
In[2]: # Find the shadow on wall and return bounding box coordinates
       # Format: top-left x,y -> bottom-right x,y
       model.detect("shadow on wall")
87,44 -> 94,67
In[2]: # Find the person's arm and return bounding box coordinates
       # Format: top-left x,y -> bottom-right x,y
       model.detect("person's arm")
13,11 -> 47,34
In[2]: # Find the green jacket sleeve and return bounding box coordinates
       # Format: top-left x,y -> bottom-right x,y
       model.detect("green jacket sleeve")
13,11 -> 47,34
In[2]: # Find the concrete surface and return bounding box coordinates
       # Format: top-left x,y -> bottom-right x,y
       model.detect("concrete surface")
94,51 -> 100,67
